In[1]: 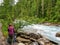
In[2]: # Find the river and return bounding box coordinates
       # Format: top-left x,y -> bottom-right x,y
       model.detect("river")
22,24 -> 60,45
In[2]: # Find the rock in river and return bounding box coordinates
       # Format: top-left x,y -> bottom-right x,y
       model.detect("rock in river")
56,32 -> 60,37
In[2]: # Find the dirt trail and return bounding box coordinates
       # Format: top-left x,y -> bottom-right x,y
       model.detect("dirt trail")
0,23 -> 7,45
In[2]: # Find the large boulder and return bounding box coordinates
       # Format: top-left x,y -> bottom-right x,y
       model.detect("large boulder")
29,33 -> 42,39
37,38 -> 54,45
16,32 -> 56,45
16,37 -> 31,43
56,32 -> 60,37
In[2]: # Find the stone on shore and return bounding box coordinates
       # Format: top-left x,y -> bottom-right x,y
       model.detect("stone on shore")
16,37 -> 31,43
18,43 -> 25,45
56,32 -> 60,37
16,32 -> 57,45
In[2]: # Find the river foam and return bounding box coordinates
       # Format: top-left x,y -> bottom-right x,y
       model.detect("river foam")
22,24 -> 60,45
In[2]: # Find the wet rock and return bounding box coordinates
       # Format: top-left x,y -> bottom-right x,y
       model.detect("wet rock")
29,33 -> 38,39
37,38 -> 45,45
29,42 -> 39,45
16,37 -> 31,43
17,32 -> 30,37
56,32 -> 60,37
43,23 -> 52,26
29,33 -> 42,39
16,32 -> 57,45
37,38 -> 56,45
20,35 -> 30,39
17,31 -> 43,39
13,42 -> 18,45
30,38 -> 36,42
37,38 -> 51,45
37,33 -> 43,38
58,25 -> 60,27
25,43 -> 29,45
16,32 -> 43,42
18,43 -> 25,45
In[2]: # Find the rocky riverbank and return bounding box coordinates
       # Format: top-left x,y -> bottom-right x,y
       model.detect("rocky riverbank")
16,31 -> 57,45
41,22 -> 60,26
0,22 -> 59,45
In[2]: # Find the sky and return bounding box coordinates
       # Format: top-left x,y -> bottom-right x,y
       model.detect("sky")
14,0 -> 18,4
0,0 -> 3,4
0,0 -> 18,5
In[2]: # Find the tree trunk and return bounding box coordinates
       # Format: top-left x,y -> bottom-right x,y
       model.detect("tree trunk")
41,0 -> 44,17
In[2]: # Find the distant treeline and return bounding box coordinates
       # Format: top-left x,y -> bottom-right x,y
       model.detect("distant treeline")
0,0 -> 60,23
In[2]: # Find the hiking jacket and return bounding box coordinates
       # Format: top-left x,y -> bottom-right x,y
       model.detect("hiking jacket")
8,26 -> 14,35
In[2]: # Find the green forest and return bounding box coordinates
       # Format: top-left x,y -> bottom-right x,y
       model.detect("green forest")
0,0 -> 60,23
0,0 -> 60,36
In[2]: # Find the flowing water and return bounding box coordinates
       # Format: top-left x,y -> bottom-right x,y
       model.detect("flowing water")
22,24 -> 60,45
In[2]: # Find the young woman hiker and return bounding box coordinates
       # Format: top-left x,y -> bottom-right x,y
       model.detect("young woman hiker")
8,23 -> 15,45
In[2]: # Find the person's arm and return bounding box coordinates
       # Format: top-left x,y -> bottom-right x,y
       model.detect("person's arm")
8,28 -> 9,32
13,27 -> 15,33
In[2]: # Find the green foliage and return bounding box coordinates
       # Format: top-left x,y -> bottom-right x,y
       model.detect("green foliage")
14,19 -> 30,32
0,0 -> 60,24
2,21 -> 8,37
0,0 -> 60,36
